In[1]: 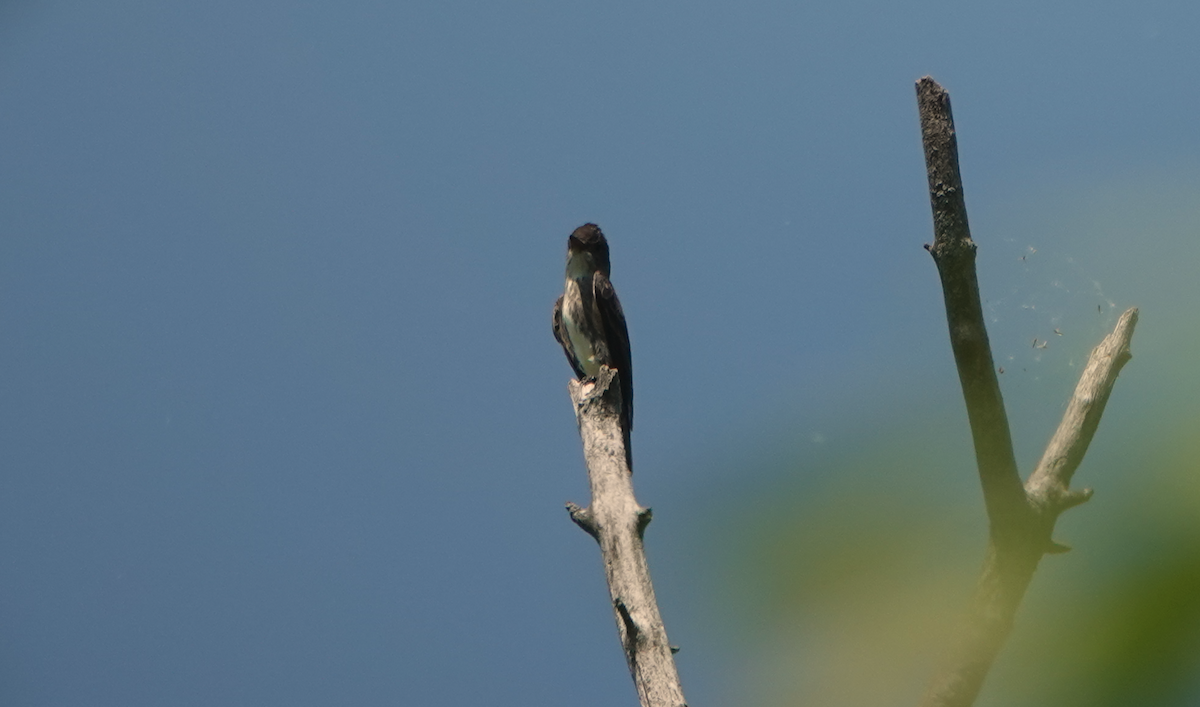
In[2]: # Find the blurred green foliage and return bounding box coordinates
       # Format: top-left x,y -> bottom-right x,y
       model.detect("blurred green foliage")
705,422 -> 1198,707
994,423 -> 1200,707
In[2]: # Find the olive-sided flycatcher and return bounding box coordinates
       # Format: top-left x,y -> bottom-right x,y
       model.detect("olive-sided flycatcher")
552,223 -> 633,469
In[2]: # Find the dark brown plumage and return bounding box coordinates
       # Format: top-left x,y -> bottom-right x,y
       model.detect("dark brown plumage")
552,224 -> 633,469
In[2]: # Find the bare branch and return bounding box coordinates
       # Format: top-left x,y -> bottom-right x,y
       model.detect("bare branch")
920,309 -> 1138,707
1026,308 -> 1139,511
917,76 -> 1027,527
915,77 -> 1138,707
566,366 -> 687,707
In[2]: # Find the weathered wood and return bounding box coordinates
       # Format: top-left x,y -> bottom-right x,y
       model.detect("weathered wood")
566,366 -> 687,707
917,75 -> 1027,530
915,76 -> 1138,707
1026,307 -> 1139,511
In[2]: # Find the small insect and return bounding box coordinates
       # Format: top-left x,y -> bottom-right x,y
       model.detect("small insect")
1054,328 -> 1063,336
1098,304 -> 1102,313
998,367 -> 1005,374
1036,340 -> 1048,350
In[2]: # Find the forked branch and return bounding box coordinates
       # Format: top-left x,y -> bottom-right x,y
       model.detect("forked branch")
915,76 -> 1138,707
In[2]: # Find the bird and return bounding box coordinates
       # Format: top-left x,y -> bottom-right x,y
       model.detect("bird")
552,223 -> 633,470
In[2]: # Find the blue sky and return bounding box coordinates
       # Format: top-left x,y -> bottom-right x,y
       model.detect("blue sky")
2,2 -> 1199,706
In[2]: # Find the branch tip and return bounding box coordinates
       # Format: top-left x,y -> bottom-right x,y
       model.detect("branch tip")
916,75 -> 943,92
636,506 -> 653,537
1059,487 -> 1094,512
565,502 -> 599,540
567,365 -> 619,409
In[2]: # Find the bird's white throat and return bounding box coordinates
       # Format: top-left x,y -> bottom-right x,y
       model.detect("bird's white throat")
565,252 -> 595,281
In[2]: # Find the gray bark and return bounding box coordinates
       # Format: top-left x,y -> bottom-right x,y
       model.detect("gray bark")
915,76 -> 1139,707
565,366 -> 687,707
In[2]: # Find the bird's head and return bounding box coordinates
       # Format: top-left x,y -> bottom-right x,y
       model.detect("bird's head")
566,223 -> 611,279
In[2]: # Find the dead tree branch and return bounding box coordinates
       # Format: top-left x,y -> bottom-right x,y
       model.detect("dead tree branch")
565,366 -> 687,707
1025,307 -> 1139,510
915,76 -> 1139,707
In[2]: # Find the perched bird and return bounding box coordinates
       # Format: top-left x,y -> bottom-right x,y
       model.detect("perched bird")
552,224 -> 633,469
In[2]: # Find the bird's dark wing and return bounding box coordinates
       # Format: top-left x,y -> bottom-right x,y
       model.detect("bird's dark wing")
552,295 -> 586,379
593,271 -> 633,433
